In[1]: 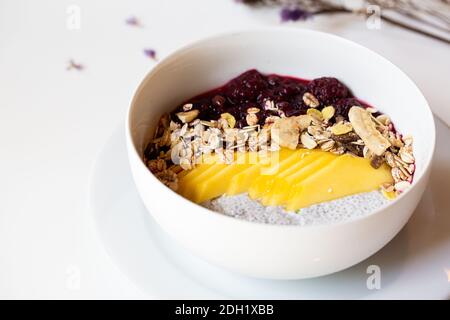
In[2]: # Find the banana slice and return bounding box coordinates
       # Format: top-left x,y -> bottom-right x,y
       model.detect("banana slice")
271,117 -> 300,150
348,106 -> 391,156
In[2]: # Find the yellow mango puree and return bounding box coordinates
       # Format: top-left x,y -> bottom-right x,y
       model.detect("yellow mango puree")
177,148 -> 393,211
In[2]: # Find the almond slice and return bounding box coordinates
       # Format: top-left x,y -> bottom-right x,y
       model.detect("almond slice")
330,122 -> 353,135
176,110 -> 199,123
300,132 -> 317,149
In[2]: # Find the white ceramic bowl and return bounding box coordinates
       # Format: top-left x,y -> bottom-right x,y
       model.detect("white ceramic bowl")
126,29 -> 435,279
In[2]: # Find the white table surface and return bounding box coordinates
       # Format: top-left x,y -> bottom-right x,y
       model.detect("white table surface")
0,0 -> 449,299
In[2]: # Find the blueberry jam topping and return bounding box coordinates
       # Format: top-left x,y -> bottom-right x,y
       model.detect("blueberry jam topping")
173,69 -> 359,128
307,77 -> 350,105
334,98 -> 363,119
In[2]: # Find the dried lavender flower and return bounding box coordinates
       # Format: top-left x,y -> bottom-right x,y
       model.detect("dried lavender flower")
125,16 -> 142,27
67,59 -> 84,71
280,6 -> 312,22
143,49 -> 157,60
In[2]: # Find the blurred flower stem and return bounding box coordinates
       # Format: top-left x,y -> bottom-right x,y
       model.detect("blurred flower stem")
240,0 -> 450,45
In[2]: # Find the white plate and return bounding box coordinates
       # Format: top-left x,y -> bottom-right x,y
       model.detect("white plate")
89,120 -> 450,299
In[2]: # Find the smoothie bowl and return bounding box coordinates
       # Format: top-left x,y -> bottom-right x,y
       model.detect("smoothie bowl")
126,29 -> 435,279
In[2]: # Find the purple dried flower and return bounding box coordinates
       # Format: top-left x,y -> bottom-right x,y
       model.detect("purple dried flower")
67,59 -> 84,71
280,6 -> 312,22
125,16 -> 142,27
143,49 -> 157,60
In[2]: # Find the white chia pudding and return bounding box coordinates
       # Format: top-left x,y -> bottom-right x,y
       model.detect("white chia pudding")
202,191 -> 388,226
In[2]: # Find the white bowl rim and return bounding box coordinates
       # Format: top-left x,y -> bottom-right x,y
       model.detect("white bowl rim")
126,27 -> 436,230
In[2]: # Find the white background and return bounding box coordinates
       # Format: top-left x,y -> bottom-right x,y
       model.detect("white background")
0,0 -> 449,299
